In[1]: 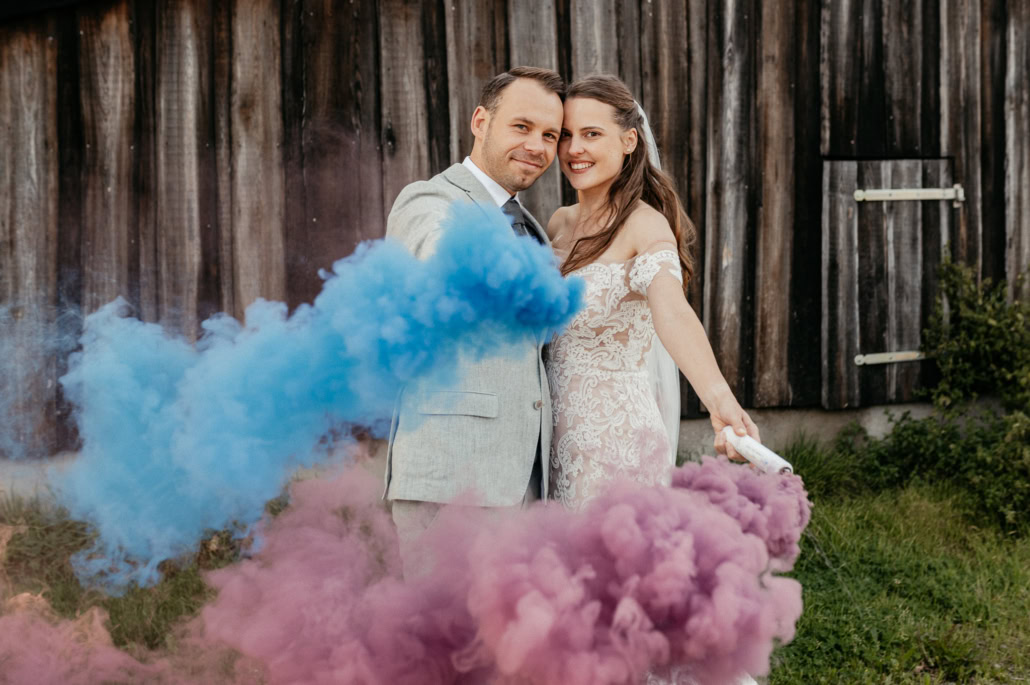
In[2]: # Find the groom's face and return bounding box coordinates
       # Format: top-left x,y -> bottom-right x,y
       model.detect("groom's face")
471,79 -> 564,195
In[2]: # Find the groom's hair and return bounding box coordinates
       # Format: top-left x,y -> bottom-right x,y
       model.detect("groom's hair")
478,67 -> 565,113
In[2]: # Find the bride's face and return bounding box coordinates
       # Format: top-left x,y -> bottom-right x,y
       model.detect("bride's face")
558,97 -> 637,191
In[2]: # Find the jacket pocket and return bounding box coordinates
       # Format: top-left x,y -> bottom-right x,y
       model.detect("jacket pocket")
417,390 -> 498,418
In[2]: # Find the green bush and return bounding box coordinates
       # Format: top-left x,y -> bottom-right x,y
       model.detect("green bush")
922,260 -> 1030,412
827,410 -> 1030,534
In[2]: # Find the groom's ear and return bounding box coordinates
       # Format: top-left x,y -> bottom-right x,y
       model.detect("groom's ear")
470,105 -> 490,140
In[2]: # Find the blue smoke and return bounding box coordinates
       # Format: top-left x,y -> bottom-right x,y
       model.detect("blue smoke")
55,202 -> 583,590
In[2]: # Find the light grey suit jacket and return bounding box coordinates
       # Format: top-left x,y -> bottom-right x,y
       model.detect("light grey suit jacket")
384,163 -> 552,506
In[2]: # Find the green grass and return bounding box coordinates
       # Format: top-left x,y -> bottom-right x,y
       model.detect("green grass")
771,450 -> 1030,683
0,493 -> 243,650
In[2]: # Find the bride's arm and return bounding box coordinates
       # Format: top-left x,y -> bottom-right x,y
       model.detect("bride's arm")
627,210 -> 759,456
647,274 -> 760,453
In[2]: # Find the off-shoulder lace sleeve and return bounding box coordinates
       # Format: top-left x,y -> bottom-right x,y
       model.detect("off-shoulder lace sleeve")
628,245 -> 683,295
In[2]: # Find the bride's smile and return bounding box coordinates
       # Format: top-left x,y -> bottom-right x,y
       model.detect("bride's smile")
558,96 -> 638,192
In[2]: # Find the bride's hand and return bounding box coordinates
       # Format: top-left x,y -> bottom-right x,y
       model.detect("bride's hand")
707,386 -> 760,462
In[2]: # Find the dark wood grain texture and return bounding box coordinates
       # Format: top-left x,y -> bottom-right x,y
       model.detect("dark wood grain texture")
444,0 -> 507,162
882,0 -> 922,155
285,0 -> 383,310
980,0 -> 1007,284
0,17 -> 59,456
940,0 -> 983,276
569,0 -> 617,79
703,0 -> 755,404
753,0 -> 795,406
154,0 -> 214,337
883,160 -> 923,400
1005,0 -> 1029,299
788,0 -> 823,408
229,0 -> 285,318
854,161 -> 889,406
0,0 -> 1026,431
212,0 -> 234,316
821,161 -> 860,409
77,1 -> 136,314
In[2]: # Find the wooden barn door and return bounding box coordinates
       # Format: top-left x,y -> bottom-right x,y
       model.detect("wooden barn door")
821,159 -> 957,409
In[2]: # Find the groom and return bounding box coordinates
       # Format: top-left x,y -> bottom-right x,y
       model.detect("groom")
384,67 -> 565,573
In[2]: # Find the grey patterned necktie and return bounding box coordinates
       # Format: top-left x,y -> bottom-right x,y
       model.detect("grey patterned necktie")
502,197 -> 539,242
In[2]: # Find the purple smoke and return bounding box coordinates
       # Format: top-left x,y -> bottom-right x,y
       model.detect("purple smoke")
196,457 -> 810,684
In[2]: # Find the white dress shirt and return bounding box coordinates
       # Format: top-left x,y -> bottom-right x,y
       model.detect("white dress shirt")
462,157 -> 523,210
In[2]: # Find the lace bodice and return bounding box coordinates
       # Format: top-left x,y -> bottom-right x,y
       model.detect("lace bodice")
547,247 -> 683,510
547,249 -> 682,375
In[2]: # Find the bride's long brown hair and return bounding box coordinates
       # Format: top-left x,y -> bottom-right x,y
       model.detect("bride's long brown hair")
560,75 -> 696,291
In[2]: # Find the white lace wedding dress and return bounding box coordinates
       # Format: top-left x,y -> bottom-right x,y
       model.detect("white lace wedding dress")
546,243 -> 760,685
546,244 -> 683,511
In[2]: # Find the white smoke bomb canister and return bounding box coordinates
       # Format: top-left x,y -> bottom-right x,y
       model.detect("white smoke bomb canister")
721,426 -> 794,474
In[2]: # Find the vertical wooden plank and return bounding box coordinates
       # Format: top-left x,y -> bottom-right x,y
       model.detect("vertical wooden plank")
753,0 -> 795,406
1005,0 -> 1030,300
615,0 -> 641,97
134,0 -> 158,322
445,1 -> 508,163
0,17 -> 59,455
78,1 -> 136,314
921,159 -> 953,385
282,0 -> 383,310
787,0 -> 823,408
919,0 -> 941,158
640,0 -> 690,221
0,17 -> 59,457
821,0 -> 886,158
280,0 -> 305,311
980,0 -> 1007,284
230,0 -> 285,317
422,0 -> 450,175
821,161 -> 860,409
508,0 -> 562,224
380,0 -> 429,214
881,0 -> 922,155
684,0 -> 708,323
154,0 -> 213,337
54,9 -> 84,448
212,0 -> 233,316
641,0 -> 695,417
569,0 -> 617,79
939,0 -> 982,276
855,161 -> 889,406
703,0 -> 755,403
884,160 -> 923,401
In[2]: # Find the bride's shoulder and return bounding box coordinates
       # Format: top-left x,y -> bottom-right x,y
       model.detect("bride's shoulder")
547,204 -> 576,241
625,203 -> 676,252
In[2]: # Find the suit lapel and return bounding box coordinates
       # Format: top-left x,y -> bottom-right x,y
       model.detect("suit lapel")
441,163 -> 552,246
441,163 -> 495,207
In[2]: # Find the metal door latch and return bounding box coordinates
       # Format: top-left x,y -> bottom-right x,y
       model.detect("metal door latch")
853,184 -> 965,207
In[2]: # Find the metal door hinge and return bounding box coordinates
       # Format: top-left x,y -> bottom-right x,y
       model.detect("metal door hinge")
854,351 -> 928,366
854,184 -> 965,207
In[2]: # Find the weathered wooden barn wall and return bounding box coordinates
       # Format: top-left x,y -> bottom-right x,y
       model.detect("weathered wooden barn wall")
0,0 -> 1028,457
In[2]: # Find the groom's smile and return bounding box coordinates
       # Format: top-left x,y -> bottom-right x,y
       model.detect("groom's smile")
469,78 -> 564,195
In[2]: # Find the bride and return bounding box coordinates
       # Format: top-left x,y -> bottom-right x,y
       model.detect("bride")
546,75 -> 760,511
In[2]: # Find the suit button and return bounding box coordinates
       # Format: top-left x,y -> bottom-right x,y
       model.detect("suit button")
533,400 -> 543,409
